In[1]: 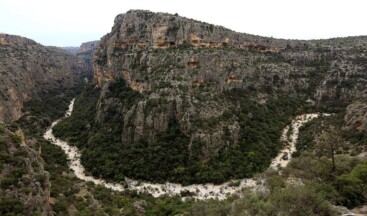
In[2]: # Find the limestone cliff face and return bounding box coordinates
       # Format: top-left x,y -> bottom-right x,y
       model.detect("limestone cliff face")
75,40 -> 99,79
0,34 -> 83,124
94,10 -> 289,87
78,40 -> 100,53
93,10 -> 367,157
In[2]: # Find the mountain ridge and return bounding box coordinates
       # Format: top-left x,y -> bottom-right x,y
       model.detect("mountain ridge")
50,9 -> 367,185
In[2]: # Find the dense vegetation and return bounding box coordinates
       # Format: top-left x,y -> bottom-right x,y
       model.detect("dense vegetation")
40,133 -> 193,215
0,83 -> 84,216
187,153 -> 367,216
15,85 -> 83,137
297,110 -> 366,157
0,122 -> 46,215
294,113 -> 367,209
48,79 -> 365,214
207,90 -> 302,181
10,84 -> 193,215
186,111 -> 367,214
54,79 -> 305,185
0,125 -> 23,215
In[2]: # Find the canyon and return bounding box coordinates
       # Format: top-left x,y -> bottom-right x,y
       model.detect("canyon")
0,34 -> 96,124
1,9 -> 366,215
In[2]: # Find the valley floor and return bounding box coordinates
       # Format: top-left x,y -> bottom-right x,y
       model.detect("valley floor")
44,98 -> 331,200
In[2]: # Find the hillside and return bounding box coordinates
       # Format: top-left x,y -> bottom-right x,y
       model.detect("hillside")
0,35 -> 98,215
0,34 -> 81,124
0,123 -> 51,215
54,10 -> 367,185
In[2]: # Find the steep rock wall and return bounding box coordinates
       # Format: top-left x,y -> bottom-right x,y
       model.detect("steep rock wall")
93,10 -> 367,151
0,34 -> 83,123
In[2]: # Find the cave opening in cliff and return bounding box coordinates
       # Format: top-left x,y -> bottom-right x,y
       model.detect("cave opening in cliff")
187,61 -> 200,68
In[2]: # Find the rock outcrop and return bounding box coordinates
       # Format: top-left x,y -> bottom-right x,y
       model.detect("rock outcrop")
74,40 -> 99,79
344,101 -> 367,132
0,34 -> 83,124
93,10 -> 367,150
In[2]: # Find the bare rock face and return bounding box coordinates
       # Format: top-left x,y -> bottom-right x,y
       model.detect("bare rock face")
78,40 -> 99,53
344,101 -> 367,132
0,34 -> 83,124
93,10 -> 367,151
75,40 -> 100,79
94,10 -> 288,87
61,40 -> 100,80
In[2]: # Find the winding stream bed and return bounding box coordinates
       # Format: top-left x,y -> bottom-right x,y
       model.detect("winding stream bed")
43,99 -> 329,200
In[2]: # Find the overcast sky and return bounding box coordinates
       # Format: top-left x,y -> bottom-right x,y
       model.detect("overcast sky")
1,0 -> 366,47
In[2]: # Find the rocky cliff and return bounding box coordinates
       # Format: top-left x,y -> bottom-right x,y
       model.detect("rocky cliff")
94,10 -> 367,148
64,10 -> 367,184
0,34 -> 84,124
94,10 -> 367,99
75,40 -> 99,79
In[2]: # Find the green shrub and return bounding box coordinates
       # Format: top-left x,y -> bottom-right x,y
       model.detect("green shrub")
335,161 -> 367,208
228,180 -> 241,187
270,185 -> 336,216
0,123 -> 5,133
180,190 -> 196,197
335,174 -> 365,208
10,134 -> 22,144
20,187 -> 32,194
0,136 -> 6,146
1,176 -> 18,189
14,149 -> 28,157
0,198 -> 24,215
350,162 -> 367,183
53,199 -> 68,214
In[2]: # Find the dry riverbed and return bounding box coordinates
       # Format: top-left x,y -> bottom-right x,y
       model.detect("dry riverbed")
44,99 -> 329,200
